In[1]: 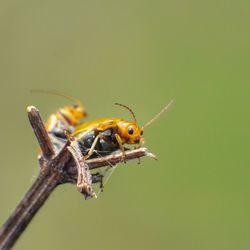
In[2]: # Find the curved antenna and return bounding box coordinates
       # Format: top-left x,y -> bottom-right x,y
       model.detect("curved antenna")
142,99 -> 175,130
115,103 -> 137,124
30,89 -> 81,104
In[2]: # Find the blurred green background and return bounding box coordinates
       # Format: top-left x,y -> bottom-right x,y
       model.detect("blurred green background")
0,0 -> 249,249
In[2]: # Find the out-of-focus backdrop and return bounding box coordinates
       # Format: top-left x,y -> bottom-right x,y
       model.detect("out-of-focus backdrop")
0,1 -> 249,249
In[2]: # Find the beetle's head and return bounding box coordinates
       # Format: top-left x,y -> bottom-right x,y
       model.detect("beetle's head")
30,89 -> 88,124
115,103 -> 143,144
115,99 -> 174,145
117,121 -> 143,144
67,102 -> 87,121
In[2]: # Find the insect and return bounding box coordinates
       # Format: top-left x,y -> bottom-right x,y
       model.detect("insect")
31,89 -> 87,136
35,90 -> 174,199
73,100 -> 174,161
31,89 -> 87,152
69,99 -> 174,198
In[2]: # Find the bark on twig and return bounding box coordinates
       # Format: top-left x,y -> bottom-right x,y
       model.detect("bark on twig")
0,106 -> 156,250
27,106 -> 55,159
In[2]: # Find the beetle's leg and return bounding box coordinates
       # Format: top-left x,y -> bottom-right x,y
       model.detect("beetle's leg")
64,129 -> 75,141
84,133 -> 102,160
135,138 -> 145,149
91,172 -> 104,191
84,131 -> 113,160
132,146 -> 141,164
115,133 -> 126,163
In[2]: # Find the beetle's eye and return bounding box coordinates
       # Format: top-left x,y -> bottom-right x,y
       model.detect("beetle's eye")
140,131 -> 143,135
128,127 -> 134,135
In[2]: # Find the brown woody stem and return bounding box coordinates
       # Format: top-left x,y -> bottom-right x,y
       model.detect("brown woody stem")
0,106 -> 156,250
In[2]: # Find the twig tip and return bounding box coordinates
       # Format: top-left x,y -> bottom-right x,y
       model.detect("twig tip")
27,106 -> 39,113
144,149 -> 158,160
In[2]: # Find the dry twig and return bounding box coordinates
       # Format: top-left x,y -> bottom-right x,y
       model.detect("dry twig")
0,106 -> 156,249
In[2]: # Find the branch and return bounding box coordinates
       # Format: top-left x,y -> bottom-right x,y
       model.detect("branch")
0,106 -> 156,249
27,106 -> 55,159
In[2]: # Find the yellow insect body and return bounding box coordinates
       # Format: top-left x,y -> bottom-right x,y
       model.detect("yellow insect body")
46,103 -> 87,135
73,117 -> 142,145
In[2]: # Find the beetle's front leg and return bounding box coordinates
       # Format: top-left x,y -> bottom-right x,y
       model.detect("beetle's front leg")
84,133 -> 102,160
114,133 -> 126,163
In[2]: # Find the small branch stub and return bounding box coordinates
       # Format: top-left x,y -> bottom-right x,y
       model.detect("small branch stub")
27,106 -> 55,159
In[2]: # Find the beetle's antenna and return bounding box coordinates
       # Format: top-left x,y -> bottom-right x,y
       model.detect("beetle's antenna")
115,103 -> 137,124
30,89 -> 81,104
142,99 -> 175,130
